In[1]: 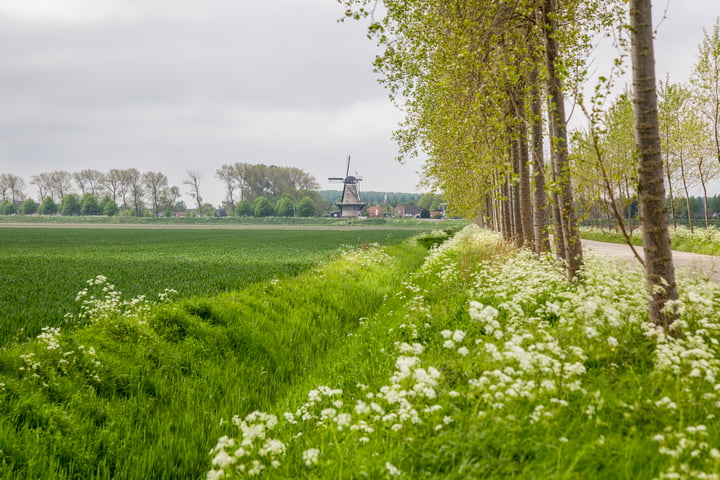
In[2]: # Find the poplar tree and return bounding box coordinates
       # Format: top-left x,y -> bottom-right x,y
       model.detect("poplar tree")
629,0 -> 678,327
691,18 -> 720,167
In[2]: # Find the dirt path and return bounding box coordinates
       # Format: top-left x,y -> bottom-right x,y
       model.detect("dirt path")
582,239 -> 720,282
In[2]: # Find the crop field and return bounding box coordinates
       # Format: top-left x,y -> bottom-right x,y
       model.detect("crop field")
0,226 -> 424,344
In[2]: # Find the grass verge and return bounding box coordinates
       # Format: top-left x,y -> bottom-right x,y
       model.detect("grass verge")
208,225 -> 720,479
580,226 -> 720,256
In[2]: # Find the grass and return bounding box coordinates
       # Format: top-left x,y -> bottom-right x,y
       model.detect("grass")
580,225 -> 720,256
203,226 -> 720,479
3,224 -> 720,478
0,233 -> 436,479
0,227 -> 424,345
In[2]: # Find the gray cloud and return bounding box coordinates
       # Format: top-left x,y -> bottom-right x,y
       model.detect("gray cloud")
2,0 -> 718,206
0,1 -> 421,204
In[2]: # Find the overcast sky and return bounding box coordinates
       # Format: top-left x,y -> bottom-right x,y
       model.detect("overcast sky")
1,1 -> 719,206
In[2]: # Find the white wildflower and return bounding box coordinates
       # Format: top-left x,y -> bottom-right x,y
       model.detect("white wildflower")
386,462 -> 402,476
303,448 -> 320,466
211,450 -> 235,468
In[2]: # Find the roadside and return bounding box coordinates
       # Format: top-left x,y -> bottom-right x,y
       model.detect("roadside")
582,238 -> 720,282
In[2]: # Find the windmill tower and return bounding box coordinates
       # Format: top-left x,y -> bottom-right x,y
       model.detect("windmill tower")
328,155 -> 366,218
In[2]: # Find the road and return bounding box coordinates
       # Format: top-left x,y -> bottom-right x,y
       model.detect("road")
582,239 -> 720,282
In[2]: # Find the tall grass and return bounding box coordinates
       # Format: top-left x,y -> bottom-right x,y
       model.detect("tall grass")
0,236 -> 432,478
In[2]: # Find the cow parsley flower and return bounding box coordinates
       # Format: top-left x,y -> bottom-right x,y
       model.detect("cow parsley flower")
302,448 -> 320,466
386,462 -> 402,476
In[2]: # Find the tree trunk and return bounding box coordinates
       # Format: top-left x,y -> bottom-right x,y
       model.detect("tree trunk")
665,165 -> 677,228
702,180 -> 710,228
629,0 -> 679,328
510,137 -> 523,246
502,176 -> 512,241
542,0 -> 582,278
679,153 -> 694,233
531,77 -> 550,253
551,176 -> 565,260
518,110 -> 535,250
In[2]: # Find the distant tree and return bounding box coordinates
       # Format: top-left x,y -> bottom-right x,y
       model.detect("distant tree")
253,196 -> 274,217
123,168 -> 144,216
20,198 -> 37,215
709,194 -> 720,214
184,170 -> 203,211
38,196 -> 58,215
0,173 -> 25,203
59,194 -> 81,216
100,195 -> 119,216
417,193 -> 443,211
0,174 -> 11,202
143,171 -> 169,217
0,200 -> 16,215
296,196 -> 316,217
691,18 -> 720,168
235,199 -> 253,217
419,207 -> 431,219
275,196 -> 295,217
48,171 -> 73,201
102,169 -> 124,205
216,164 -> 239,208
80,193 -> 102,216
74,169 -> 105,197
31,173 -> 53,202
287,166 -> 320,191
158,185 -> 181,216
223,162 -> 320,202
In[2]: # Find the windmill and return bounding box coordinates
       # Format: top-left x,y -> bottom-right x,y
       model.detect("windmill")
328,155 -> 366,218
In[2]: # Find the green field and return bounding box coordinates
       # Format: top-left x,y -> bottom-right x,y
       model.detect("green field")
0,226 -> 425,345
1,225 -> 719,478
0,226 -> 434,479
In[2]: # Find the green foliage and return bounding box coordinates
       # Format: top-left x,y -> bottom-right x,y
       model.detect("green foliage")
253,196 -> 274,217
19,198 -> 37,215
296,196 -> 316,217
275,196 -> 295,217
100,195 -> 119,216
215,163 -> 320,204
59,194 -> 81,216
38,196 -> 58,215
234,200 -> 253,217
80,193 -> 102,216
0,200 -> 15,215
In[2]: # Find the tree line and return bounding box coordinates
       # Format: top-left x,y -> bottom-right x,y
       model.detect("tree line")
0,164 -> 329,218
340,0 -> 714,327
573,21 -> 720,235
